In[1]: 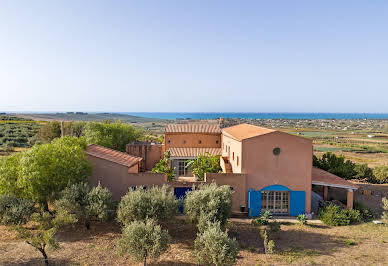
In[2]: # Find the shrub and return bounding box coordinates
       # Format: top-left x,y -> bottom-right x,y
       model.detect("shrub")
373,166 -> 388,184
354,163 -> 374,182
262,230 -> 275,254
117,218 -> 170,266
55,182 -> 115,229
184,183 -> 233,231
251,211 -> 272,226
297,214 -> 307,225
267,221 -> 281,232
313,153 -> 356,180
382,197 -> 388,219
345,239 -> 356,246
185,153 -> 222,181
194,222 -> 239,266
117,185 -> 177,225
318,204 -> 361,226
353,202 -> 375,222
0,195 -> 36,225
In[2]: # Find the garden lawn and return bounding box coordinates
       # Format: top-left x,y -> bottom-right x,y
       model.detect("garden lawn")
0,219 -> 387,265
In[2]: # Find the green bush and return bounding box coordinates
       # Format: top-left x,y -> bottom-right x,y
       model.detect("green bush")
382,197 -> 388,219
117,218 -> 170,266
0,195 -> 36,225
251,211 -> 272,226
318,204 -> 361,226
194,222 -> 239,266
373,166 -> 388,184
55,182 -> 115,229
353,202 -> 375,222
184,183 -> 233,232
313,152 -> 356,180
117,185 -> 177,225
297,214 -> 307,225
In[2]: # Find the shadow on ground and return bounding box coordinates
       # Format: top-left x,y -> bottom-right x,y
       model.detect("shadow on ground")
2,258 -> 78,266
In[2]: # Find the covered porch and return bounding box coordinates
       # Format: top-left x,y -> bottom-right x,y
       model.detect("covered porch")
312,167 -> 359,209
167,147 -> 222,177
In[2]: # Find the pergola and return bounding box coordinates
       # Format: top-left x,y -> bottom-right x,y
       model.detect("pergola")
312,167 -> 359,209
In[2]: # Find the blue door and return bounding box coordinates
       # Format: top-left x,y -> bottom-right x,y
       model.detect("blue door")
174,187 -> 192,213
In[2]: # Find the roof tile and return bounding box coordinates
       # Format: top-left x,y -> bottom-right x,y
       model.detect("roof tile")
165,124 -> 221,134
312,167 -> 359,190
222,123 -> 276,141
167,147 -> 221,157
86,144 -> 142,168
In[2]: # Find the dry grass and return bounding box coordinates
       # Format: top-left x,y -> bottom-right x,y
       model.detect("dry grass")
1,218 -> 387,266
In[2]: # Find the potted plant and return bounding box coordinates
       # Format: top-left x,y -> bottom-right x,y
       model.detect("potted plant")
240,204 -> 246,212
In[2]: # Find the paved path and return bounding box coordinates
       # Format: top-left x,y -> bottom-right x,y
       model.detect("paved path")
230,216 -> 323,224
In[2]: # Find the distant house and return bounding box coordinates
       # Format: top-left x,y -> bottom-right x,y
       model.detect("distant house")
89,123 -> 358,216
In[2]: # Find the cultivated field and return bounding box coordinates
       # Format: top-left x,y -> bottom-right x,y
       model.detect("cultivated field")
1,219 -> 387,266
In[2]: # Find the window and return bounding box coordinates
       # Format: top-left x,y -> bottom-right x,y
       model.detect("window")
232,152 -> 234,160
198,140 -> 202,144
167,140 -> 171,144
273,147 -> 281,156
183,140 -> 186,144
237,156 -> 239,166
216,140 -> 219,144
261,191 -> 289,214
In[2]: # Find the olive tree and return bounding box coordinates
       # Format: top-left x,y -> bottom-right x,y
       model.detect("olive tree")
0,194 -> 36,225
117,185 -> 177,225
13,211 -> 74,266
117,218 -> 170,266
194,222 -> 239,266
55,182 -> 115,229
0,152 -> 24,197
184,183 -> 233,232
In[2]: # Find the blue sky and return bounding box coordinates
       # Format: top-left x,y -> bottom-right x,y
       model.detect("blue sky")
1,0 -> 387,113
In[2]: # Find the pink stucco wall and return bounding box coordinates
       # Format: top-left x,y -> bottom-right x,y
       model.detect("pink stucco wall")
241,131 -> 312,213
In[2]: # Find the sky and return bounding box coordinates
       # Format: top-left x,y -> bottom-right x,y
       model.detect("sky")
0,0 -> 388,113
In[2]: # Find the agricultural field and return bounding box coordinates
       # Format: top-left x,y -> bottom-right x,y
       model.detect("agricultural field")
1,218 -> 387,265
0,116 -> 44,154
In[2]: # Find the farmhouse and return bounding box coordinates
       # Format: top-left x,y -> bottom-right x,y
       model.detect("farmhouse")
86,123 -> 358,216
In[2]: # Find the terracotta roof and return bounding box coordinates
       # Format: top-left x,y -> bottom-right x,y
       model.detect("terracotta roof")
167,147 -> 222,158
86,144 -> 142,168
222,123 -> 276,141
165,124 -> 221,134
312,167 -> 359,190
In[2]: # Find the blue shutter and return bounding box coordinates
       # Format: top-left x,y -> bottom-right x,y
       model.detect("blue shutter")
290,191 -> 306,216
248,189 -> 261,217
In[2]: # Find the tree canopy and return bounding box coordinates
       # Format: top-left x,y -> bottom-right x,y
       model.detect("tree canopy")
0,136 -> 91,210
84,121 -> 143,152
185,153 -> 222,181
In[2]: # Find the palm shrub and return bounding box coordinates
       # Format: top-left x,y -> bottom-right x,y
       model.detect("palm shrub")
194,222 -> 239,266
54,182 -> 115,229
152,151 -> 175,181
184,183 -> 233,232
117,185 -> 178,225
185,153 -> 222,181
0,194 -> 36,225
117,218 -> 170,266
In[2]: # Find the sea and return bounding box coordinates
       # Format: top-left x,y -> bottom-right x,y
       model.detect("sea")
123,112 -> 388,120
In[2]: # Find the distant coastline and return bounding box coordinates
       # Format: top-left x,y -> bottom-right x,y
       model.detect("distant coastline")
123,112 -> 388,120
